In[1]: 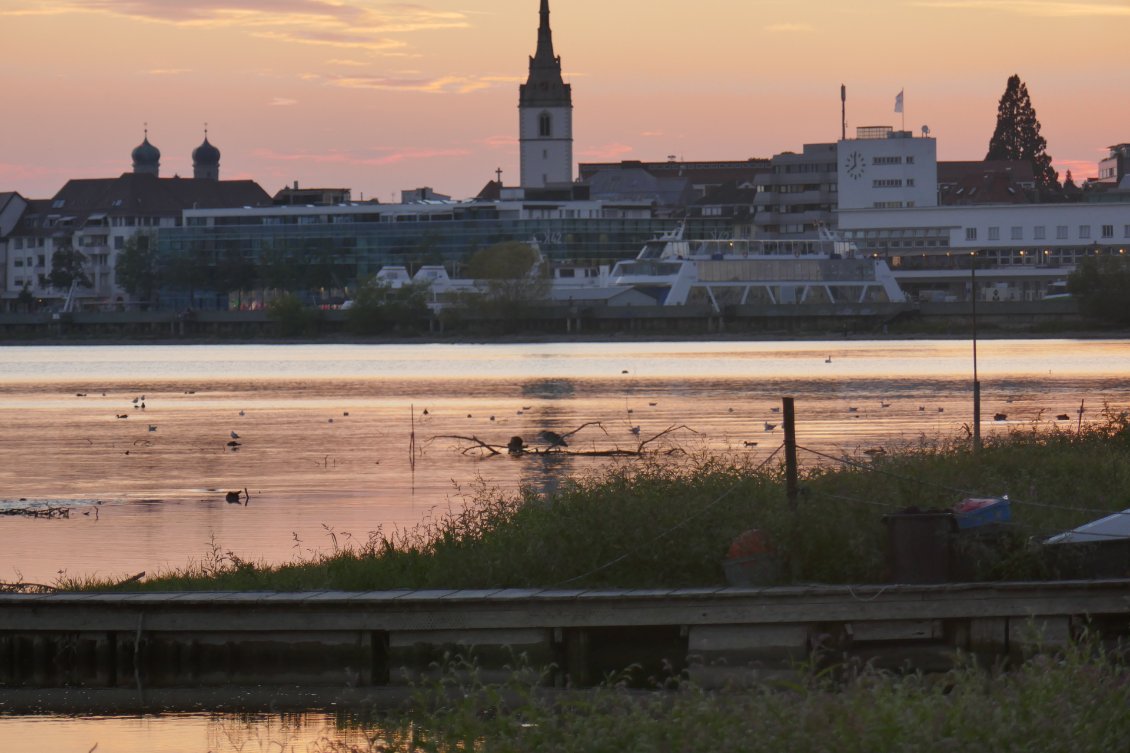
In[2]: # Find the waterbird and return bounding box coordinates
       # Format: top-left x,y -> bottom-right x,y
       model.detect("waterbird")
148,425 -> 156,432
621,369 -> 629,374
764,422 -> 777,431
848,407 -> 859,413
1056,413 -> 1070,421
343,411 -> 349,416
743,441 -> 758,447
629,425 -> 641,435
919,406 -> 926,411
422,408 -> 429,416
116,414 -> 128,419
507,436 -> 526,454
881,401 -> 891,408
937,407 -> 945,413
994,413 -> 1007,421
230,430 -> 240,439
770,406 -> 780,413
239,410 -> 245,416
538,430 -> 568,448
648,402 -> 658,407
825,356 -> 832,363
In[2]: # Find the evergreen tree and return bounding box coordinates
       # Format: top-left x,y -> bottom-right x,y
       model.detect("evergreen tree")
986,74 -> 1059,193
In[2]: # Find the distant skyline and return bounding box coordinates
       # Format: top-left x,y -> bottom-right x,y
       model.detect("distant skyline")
2,0 -> 1128,201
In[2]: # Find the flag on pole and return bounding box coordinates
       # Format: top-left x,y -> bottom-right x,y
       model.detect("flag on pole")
894,89 -> 904,113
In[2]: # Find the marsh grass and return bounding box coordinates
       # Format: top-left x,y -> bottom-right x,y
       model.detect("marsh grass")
300,635 -> 1130,753
64,410 -> 1130,592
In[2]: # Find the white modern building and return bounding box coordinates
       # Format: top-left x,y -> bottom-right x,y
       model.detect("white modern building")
837,126 -> 938,210
838,201 -> 1130,301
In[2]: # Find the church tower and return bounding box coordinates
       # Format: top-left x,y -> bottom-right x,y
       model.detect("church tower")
519,0 -> 573,189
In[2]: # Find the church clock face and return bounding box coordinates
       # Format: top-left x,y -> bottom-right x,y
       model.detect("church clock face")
845,151 -> 866,179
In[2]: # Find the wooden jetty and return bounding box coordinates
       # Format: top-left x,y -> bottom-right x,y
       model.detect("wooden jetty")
2,581 -> 1129,692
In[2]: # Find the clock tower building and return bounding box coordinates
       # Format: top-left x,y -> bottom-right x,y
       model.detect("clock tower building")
519,0 -> 573,189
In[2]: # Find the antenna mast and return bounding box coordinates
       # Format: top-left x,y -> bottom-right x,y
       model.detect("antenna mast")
840,84 -> 847,141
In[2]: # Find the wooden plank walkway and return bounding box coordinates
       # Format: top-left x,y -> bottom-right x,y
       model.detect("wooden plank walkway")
3,580 -> 1129,690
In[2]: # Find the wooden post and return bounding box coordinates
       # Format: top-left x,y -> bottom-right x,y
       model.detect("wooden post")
783,397 -> 798,509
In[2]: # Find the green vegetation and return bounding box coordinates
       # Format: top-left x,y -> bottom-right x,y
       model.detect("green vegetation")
345,277 -> 432,335
1069,255 -> 1130,325
267,292 -> 324,337
69,411 -> 1130,593
304,640 -> 1130,753
986,74 -> 1058,194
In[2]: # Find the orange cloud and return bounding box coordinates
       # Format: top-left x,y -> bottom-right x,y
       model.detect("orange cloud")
1,1 -> 470,52
913,0 -> 1130,17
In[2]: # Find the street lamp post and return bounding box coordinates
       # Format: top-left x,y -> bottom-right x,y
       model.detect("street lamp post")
971,252 -> 981,453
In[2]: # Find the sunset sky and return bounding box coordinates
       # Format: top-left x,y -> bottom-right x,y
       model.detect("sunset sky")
2,0 -> 1128,201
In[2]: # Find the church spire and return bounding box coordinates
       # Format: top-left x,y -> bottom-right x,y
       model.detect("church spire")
521,0 -> 570,107
534,0 -> 555,63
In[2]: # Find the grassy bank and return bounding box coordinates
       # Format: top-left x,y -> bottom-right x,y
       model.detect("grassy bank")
297,637 -> 1130,753
66,407 -> 1130,593
301,638 -> 1130,753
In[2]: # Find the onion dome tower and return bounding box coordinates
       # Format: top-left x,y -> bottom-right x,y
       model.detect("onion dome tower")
519,0 -> 573,189
192,127 -> 221,180
131,128 -> 161,176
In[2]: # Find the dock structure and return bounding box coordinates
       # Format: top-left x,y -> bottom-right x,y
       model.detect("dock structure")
2,581 -> 1129,692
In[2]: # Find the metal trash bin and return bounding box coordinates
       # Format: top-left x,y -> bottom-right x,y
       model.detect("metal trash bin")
883,510 -> 956,583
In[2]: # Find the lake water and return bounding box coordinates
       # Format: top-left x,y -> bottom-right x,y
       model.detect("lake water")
1,338 -> 1129,751
2,339 -> 1129,586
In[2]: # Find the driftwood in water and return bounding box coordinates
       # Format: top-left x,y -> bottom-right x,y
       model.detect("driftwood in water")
434,422 -> 696,458
1,506 -> 71,519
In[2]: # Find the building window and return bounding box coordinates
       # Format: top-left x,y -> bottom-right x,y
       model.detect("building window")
988,227 -> 1000,241
907,178 -> 915,187
906,156 -> 915,164
1034,226 -> 1046,240
1124,224 -> 1130,238
1079,225 -> 1091,240
872,179 -> 903,188
965,227 -> 977,241
1011,226 -> 1023,241
538,112 -> 552,137
1102,225 -> 1114,238
1056,225 -> 1068,240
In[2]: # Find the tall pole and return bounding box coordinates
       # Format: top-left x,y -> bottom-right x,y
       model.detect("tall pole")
783,397 -> 798,509
840,84 -> 846,142
971,255 -> 981,453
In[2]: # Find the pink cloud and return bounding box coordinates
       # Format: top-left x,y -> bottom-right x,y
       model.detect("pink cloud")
252,146 -> 470,167
578,143 -> 636,161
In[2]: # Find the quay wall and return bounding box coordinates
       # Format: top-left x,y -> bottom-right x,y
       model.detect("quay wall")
0,300 -> 1084,340
2,581 -> 1129,692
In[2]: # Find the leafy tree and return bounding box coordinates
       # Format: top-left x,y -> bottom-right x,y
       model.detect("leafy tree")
462,241 -> 549,329
267,292 -> 322,337
163,250 -> 210,306
16,283 -> 35,313
44,244 -> 92,292
1067,255 -> 1130,325
345,278 -> 431,335
986,74 -> 1059,193
215,246 -> 257,309
114,233 -> 159,307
